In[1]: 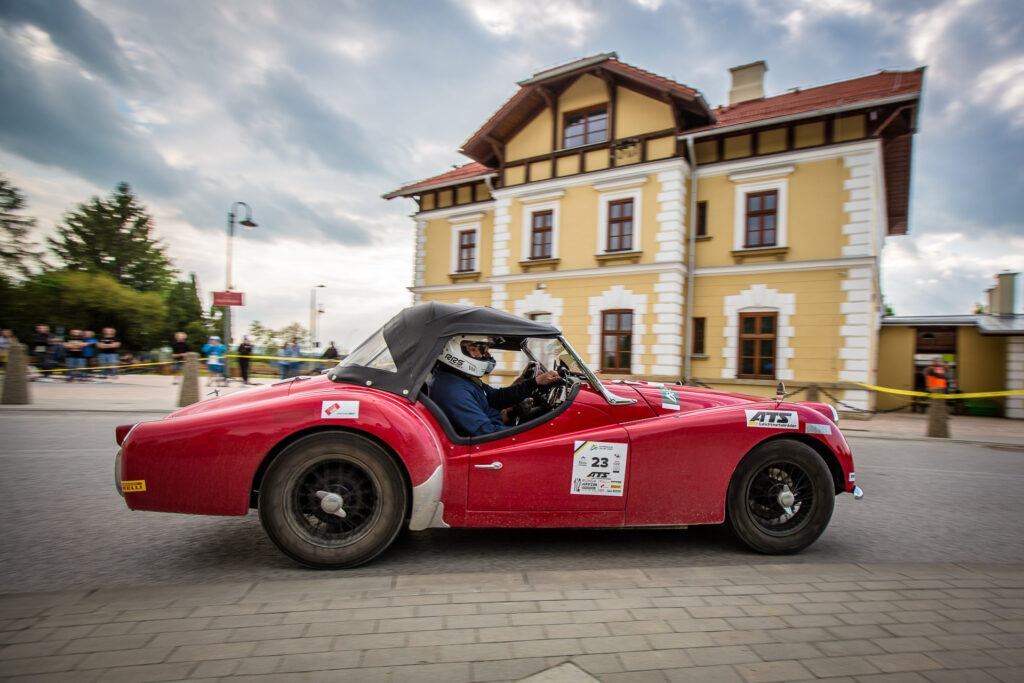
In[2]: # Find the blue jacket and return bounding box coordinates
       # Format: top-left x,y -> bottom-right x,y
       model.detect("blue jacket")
429,365 -> 537,437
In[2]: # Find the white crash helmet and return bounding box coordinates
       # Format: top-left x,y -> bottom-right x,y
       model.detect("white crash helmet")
438,335 -> 496,377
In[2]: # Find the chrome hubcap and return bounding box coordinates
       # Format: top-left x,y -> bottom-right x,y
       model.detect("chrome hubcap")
316,490 -> 347,518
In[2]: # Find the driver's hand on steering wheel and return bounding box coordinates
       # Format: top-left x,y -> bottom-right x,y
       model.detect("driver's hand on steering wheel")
535,369 -> 561,386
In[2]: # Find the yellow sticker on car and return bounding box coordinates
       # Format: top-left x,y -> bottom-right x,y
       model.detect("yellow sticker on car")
121,480 -> 146,493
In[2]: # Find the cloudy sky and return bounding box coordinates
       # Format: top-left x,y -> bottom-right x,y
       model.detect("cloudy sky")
2,0 -> 1022,350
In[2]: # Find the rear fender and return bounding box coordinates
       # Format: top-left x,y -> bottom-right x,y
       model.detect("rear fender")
250,388 -> 448,530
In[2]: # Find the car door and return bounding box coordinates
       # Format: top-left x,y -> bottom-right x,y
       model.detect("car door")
467,398 -> 632,517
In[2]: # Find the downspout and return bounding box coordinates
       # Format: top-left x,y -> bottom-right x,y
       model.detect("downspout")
683,136 -> 698,384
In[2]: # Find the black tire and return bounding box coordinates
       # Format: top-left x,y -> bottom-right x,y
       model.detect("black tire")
258,433 -> 407,569
726,439 -> 835,554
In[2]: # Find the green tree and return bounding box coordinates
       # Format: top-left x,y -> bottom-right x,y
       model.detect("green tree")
246,320 -> 309,354
18,271 -> 166,349
163,273 -> 206,340
0,176 -> 45,279
48,182 -> 175,292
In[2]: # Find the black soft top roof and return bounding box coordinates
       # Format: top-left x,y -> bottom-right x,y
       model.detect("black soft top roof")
328,302 -> 561,400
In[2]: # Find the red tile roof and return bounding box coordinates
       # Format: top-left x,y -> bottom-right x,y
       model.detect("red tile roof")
702,68 -> 924,133
384,162 -> 495,199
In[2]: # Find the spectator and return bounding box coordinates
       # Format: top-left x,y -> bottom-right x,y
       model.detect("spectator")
202,336 -> 227,387
97,327 -> 121,383
64,329 -> 86,382
81,330 -> 98,380
0,328 -> 10,370
170,331 -> 190,385
280,338 -> 302,379
924,356 -> 950,395
237,336 -> 254,385
30,324 -> 54,381
322,341 -> 339,360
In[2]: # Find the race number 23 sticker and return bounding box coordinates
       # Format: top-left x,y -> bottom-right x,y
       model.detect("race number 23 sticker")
571,441 -> 627,496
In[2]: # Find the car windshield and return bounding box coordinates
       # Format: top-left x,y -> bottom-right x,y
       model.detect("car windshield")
339,329 -> 396,373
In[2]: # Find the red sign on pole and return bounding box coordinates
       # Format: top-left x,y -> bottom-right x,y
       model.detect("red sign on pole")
213,291 -> 244,307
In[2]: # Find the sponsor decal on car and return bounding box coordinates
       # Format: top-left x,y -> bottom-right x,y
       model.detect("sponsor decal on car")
321,400 -> 360,419
660,386 -> 680,411
744,409 -> 800,429
571,441 -> 627,496
849,472 -> 856,482
805,422 -> 832,435
121,480 -> 146,493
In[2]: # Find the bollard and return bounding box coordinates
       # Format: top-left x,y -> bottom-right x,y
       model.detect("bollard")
1,341 -> 31,405
927,395 -> 950,438
178,352 -> 200,407
806,383 -> 819,402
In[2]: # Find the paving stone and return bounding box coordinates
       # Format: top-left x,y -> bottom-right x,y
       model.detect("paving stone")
837,611 -> 898,625
544,623 -> 610,639
511,612 -> 572,626
436,642 -> 516,663
148,628 -> 233,648
814,638 -> 884,656
375,616 -> 444,633
234,655 -> 281,675
893,611 -> 949,624
450,591 -> 509,604
578,635 -> 647,655
86,661 -> 198,682
927,649 -> 1008,669
734,659 -> 814,682
802,654 -> 882,677
79,646 -> 174,670
599,671 -> 670,683
866,652 -> 943,673
646,631 -> 716,649
619,648 -> 695,670
189,604 -> 260,618
572,609 -> 632,624
415,603 -> 478,617
274,649 -> 361,672
608,620 -> 671,636
443,613 -> 511,629
708,629 -> 777,646
166,641 -> 256,663
226,623 -> 307,642
769,627 -> 832,643
390,661 -> 473,683
749,641 -> 823,661
847,674 -> 929,682
303,619 -> 376,637
208,613 -> 284,629
781,613 -> 844,628
480,601 -> 542,615
988,666 -> 1024,683
361,645 -> 438,667
58,634 -> 153,654
664,664 -> 744,682
686,605 -> 747,619
471,656 -> 559,682
756,593 -> 809,605
0,639 -> 66,660
189,657 -> 241,677
827,624 -> 893,640
988,647 -> 1024,666
873,636 -> 940,653
922,669 -> 1003,683
687,645 -> 762,666
724,616 -> 788,630
928,634 -> 1001,650
880,622 -> 948,637
666,617 -> 731,633
0,653 -> 83,676
405,628 -> 474,647
740,604 -> 799,618
251,636 -> 334,656
512,638 -> 585,658
793,601 -> 847,615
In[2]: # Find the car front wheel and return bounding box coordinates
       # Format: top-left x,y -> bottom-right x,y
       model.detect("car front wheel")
259,432 -> 407,568
726,439 -> 835,554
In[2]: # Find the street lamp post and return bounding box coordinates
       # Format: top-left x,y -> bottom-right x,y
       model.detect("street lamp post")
310,285 -> 325,348
225,202 -> 257,350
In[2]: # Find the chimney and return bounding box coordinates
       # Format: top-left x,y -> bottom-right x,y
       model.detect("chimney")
990,272 -> 1019,315
728,61 -> 768,105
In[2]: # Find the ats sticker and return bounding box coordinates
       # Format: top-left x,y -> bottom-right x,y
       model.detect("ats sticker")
321,400 -> 359,419
744,409 -> 800,429
805,422 -> 832,435
121,480 -> 146,493
660,386 -> 680,411
571,441 -> 627,496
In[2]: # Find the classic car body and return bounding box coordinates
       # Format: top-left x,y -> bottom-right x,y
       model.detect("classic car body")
116,302 -> 860,568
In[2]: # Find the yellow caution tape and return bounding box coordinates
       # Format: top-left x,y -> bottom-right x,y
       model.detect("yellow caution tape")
839,379 -> 1024,400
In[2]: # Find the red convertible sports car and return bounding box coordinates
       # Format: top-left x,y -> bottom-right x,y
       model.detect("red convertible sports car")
116,302 -> 862,568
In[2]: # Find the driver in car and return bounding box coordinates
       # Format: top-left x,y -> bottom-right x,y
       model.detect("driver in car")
430,335 -> 561,437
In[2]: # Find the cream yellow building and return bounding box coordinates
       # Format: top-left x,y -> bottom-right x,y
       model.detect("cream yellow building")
386,53 -> 924,411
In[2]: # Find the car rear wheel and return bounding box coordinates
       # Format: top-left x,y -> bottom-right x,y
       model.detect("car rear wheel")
258,433 -> 407,568
726,439 -> 835,554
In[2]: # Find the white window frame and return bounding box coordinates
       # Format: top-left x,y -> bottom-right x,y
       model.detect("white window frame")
449,221 -> 480,274
597,188 -> 643,255
733,178 -> 788,251
520,200 -> 561,261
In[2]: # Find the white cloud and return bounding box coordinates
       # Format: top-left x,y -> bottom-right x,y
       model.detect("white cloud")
630,0 -> 665,10
975,55 -> 1024,127
452,0 -> 598,47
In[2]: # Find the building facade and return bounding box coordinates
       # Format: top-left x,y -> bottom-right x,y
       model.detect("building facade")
386,53 -> 924,411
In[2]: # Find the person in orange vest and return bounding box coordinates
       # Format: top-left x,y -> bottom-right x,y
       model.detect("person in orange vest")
924,356 -> 949,394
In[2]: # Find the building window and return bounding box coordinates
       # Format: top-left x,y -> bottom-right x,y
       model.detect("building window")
601,310 -> 632,373
744,190 -> 777,248
457,229 -> 476,272
563,106 -> 608,148
696,201 -> 708,237
530,211 -> 553,259
692,317 -> 706,355
607,199 -> 634,252
738,312 -> 776,378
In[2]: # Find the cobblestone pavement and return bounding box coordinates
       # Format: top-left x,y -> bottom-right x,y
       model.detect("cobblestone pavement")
2,562 -> 1023,682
